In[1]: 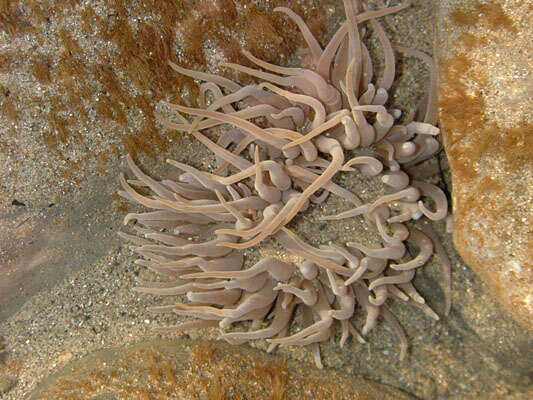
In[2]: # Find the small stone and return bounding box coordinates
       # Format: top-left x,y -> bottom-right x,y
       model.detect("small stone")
57,352 -> 73,364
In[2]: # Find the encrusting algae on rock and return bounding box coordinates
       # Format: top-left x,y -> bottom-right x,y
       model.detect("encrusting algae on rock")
29,339 -> 416,400
119,0 -> 452,368
437,0 -> 533,330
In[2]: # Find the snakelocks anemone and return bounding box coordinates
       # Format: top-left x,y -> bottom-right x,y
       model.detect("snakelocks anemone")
118,0 -> 452,368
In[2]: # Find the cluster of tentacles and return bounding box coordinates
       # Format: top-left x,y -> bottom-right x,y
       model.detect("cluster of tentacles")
118,0 -> 451,368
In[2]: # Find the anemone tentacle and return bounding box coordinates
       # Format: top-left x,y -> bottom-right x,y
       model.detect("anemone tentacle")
119,0 -> 449,369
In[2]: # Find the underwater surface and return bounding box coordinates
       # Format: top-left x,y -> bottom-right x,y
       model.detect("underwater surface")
0,0 -> 531,399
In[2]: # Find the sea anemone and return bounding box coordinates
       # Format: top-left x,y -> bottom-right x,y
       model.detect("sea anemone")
118,0 -> 451,368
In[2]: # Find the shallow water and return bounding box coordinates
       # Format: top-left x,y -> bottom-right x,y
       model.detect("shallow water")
0,1 -> 531,399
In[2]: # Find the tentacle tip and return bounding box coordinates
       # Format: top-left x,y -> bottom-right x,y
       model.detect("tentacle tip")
444,300 -> 452,315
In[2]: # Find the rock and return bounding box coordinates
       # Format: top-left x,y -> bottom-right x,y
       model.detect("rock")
437,0 -> 532,330
29,339 -> 416,400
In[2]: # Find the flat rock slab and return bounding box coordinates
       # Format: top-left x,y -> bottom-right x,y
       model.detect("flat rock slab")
29,338 -> 416,400
437,0 -> 532,330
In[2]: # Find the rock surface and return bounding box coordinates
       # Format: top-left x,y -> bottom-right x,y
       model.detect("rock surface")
29,339 -> 416,400
437,0 -> 532,330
